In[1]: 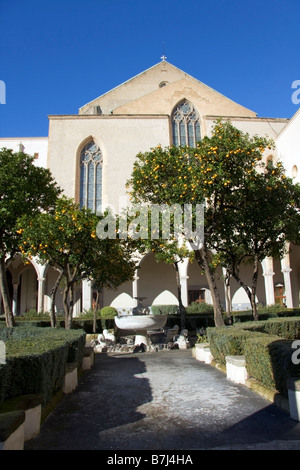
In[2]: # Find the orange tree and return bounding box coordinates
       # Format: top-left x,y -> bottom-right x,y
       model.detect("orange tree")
127,120 -> 276,326
18,197 -> 135,329
211,157 -> 300,320
130,211 -> 194,330
0,148 -> 61,327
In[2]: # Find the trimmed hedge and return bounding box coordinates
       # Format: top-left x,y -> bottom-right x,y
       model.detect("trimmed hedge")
231,308 -> 300,323
207,327 -> 266,365
0,326 -> 86,406
235,317 -> 300,340
243,335 -> 299,395
186,302 -> 214,315
151,305 -> 179,315
7,318 -> 115,334
207,323 -> 300,397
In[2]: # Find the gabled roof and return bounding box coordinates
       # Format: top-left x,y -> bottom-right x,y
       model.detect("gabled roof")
79,60 -> 257,117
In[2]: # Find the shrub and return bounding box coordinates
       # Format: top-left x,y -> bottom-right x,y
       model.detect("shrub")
19,309 -> 51,320
151,305 -> 179,315
244,336 -> 300,396
207,327 -> 264,365
207,319 -> 300,397
235,317 -> 300,340
186,302 -> 214,315
100,307 -> 118,319
0,326 -> 86,406
76,309 -> 102,319
100,307 -> 118,331
231,307 -> 300,323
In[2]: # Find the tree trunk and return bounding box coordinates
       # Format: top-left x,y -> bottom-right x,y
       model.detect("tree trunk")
62,285 -> 70,329
49,270 -> 63,328
232,256 -> 260,321
194,246 -> 225,327
68,284 -> 74,328
0,254 -> 15,327
224,269 -> 233,325
93,290 -> 100,333
251,255 -> 259,321
174,262 -> 186,331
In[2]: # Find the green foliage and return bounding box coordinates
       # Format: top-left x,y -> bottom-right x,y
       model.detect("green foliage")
231,307 -> 300,323
243,336 -> 299,395
186,302 -> 214,314
235,317 -> 300,340
127,120 -> 300,324
0,148 -> 61,327
207,327 -> 260,364
0,326 -> 86,406
207,319 -> 300,396
76,309 -> 102,319
150,305 -> 179,315
100,307 -> 118,319
0,148 -> 61,257
18,310 -> 51,320
18,197 -> 135,328
196,329 -> 208,343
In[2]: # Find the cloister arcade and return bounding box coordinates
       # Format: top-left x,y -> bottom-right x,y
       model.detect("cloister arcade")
3,244 -> 299,317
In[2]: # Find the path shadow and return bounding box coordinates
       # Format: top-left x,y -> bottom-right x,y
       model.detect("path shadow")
25,353 -> 152,450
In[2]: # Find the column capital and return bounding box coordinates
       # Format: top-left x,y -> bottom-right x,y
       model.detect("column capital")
263,271 -> 275,277
282,267 -> 292,273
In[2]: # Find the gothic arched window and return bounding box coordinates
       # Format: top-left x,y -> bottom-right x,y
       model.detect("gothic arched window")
79,140 -> 102,213
171,100 -> 201,147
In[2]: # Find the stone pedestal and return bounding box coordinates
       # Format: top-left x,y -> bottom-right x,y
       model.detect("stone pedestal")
0,411 -> 25,450
63,363 -> 78,394
82,347 -> 95,371
204,347 -> 213,364
287,378 -> 300,421
194,343 -> 210,362
134,331 -> 149,346
226,355 -> 248,384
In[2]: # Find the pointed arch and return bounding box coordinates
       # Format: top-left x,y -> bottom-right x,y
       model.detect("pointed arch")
171,99 -> 201,147
79,138 -> 103,213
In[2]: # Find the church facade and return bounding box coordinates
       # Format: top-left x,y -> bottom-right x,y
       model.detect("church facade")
1,60 -> 300,316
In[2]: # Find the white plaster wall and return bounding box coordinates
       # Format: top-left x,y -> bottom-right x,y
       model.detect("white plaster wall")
276,109 -> 300,183
48,115 -> 170,211
0,137 -> 48,168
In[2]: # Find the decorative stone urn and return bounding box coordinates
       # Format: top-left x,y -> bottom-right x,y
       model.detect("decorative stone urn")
114,297 -> 168,346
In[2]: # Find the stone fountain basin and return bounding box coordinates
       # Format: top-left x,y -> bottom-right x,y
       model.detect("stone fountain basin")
114,314 -> 168,335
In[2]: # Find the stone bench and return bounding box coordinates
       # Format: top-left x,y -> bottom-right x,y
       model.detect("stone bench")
287,377 -> 300,422
63,362 -> 78,394
0,410 -> 25,450
0,394 -> 42,442
82,347 -> 95,371
226,355 -> 248,384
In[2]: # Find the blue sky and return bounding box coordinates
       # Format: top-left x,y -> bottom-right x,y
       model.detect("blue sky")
1,0 -> 300,137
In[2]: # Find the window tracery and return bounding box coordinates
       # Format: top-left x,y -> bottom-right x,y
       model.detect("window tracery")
171,100 -> 201,147
79,141 -> 102,212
